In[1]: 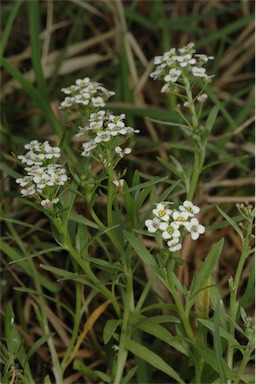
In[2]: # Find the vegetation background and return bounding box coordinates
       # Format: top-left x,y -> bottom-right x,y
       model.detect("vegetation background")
1,0 -> 255,383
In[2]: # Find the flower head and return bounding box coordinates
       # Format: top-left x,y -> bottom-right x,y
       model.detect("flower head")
153,203 -> 173,222
184,218 -> 205,240
15,141 -> 67,205
145,200 -> 205,253
150,43 -> 214,92
145,217 -> 161,233
179,200 -> 200,217
60,78 -> 115,110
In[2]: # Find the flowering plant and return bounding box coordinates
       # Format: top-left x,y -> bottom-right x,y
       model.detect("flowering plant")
4,41 -> 254,384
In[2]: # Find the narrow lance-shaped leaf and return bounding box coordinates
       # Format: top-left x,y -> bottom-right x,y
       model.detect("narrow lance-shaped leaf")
188,238 -> 224,311
125,338 -> 184,383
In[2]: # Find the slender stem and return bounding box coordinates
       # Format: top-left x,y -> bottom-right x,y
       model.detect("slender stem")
183,76 -> 198,130
227,221 -> 253,380
182,76 -> 206,201
167,259 -> 194,339
167,259 -> 202,382
113,268 -> 133,383
234,342 -> 254,384
107,164 -> 114,228
187,145 -> 205,201
61,275 -> 82,369
30,259 -> 63,383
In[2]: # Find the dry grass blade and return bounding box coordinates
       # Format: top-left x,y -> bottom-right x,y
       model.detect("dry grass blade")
65,299 -> 112,368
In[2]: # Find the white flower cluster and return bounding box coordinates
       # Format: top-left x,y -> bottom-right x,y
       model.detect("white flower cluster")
145,200 -> 205,252
76,110 -> 139,157
150,43 -> 214,92
60,77 -> 115,109
17,140 -> 61,166
16,141 -> 67,207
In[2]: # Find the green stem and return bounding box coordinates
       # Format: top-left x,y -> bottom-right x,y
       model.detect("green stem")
29,259 -> 63,383
167,259 -> 202,382
182,76 -> 206,201
167,259 -> 193,339
227,221 -> 253,381
234,342 -> 254,384
107,164 -> 115,228
113,268 -> 134,383
61,276 -> 82,369
187,145 -> 205,201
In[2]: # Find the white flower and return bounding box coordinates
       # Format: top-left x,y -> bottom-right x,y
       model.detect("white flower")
95,131 -> 111,143
197,93 -> 208,103
179,200 -> 200,217
145,217 -> 161,233
172,210 -> 190,226
90,110 -> 106,121
81,140 -> 97,157
74,94 -> 90,105
151,43 -> 213,84
75,77 -> 90,86
164,68 -> 182,83
60,78 -> 115,110
60,97 -> 75,108
195,54 -> 214,62
185,218 -> 205,240
16,175 -> 31,187
113,179 -> 124,188
92,96 -> 105,107
161,83 -> 170,93
41,198 -> 59,208
20,184 -> 36,196
167,238 -> 182,252
159,221 -> 181,240
191,66 -> 207,78
153,203 -> 173,222
115,147 -> 132,158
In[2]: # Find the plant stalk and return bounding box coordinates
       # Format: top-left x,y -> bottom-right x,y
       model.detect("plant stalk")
113,268 -> 133,383
227,220 -> 253,381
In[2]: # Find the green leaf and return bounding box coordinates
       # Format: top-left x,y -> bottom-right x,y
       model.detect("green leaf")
125,338 -> 184,384
214,304 -> 227,384
157,157 -> 184,179
61,182 -> 78,230
43,375 -> 52,384
195,345 -> 233,378
217,207 -> 243,240
188,238 -> 224,311
137,322 -> 189,357
103,319 -> 121,344
28,1 -> 48,98
1,241 -> 59,293
69,211 -> 99,229
94,371 -> 111,383
205,106 -> 219,134
146,116 -> 191,134
0,0 -> 23,58
73,360 -> 99,381
239,374 -> 256,384
40,264 -> 78,279
122,366 -> 138,384
202,155 -> 249,172
24,334 -> 54,367
126,176 -> 169,193
198,319 -> 237,345
5,303 -> 16,355
0,162 -> 22,179
123,231 -> 158,271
